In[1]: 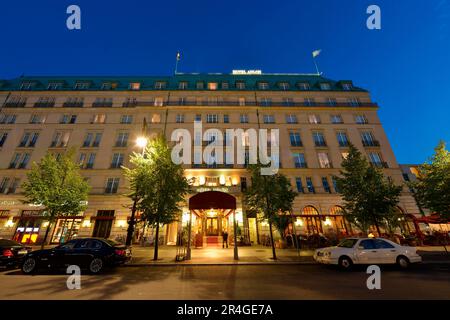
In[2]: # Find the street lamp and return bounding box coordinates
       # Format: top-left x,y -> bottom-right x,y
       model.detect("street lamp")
125,136 -> 148,246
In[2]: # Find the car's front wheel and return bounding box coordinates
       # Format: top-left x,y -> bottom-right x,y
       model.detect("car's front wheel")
338,256 -> 353,270
89,258 -> 104,274
22,257 -> 37,274
396,255 -> 410,269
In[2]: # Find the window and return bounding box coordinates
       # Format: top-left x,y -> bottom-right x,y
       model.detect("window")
279,82 -> 290,90
60,114 -> 77,124
101,82 -> 112,90
337,131 -> 349,147
92,114 -> 106,124
123,97 -> 137,108
0,177 -> 20,194
47,82 -> 62,90
260,98 -> 272,106
64,97 -> 84,107
208,82 -> 218,90
306,177 -> 315,193
20,82 -> 34,90
120,115 -> 133,124
129,82 -> 141,90
178,82 -> 188,90
289,132 -> 302,147
236,81 -> 245,90
282,98 -> 294,106
286,114 -> 298,124
9,153 -> 30,169
374,239 -> 395,249
154,81 -> 166,89
74,82 -> 89,90
258,82 -> 269,90
79,153 -> 96,169
82,132 -> 102,147
342,83 -> 353,91
206,114 -> 219,123
105,178 -> 120,194
221,82 -> 229,89
322,177 -> 331,193
30,114 -> 46,124
35,97 -> 55,108
308,114 -> 321,124
355,114 -> 368,124
320,83 -> 331,90
297,82 -> 310,90
195,114 -> 202,122
332,177 -> 340,193
263,115 -> 275,124
93,98 -> 113,107
362,132 -> 378,146
207,97 -> 218,106
223,114 -> 230,123
0,132 -> 8,147
295,178 -> 304,193
151,114 -> 161,124
312,132 -> 326,147
18,132 -> 39,148
304,98 -> 316,106
0,178 -> 10,193
5,96 -> 27,108
176,114 -> 185,123
359,239 -> 375,250
349,97 -> 361,106
326,98 -> 337,106
115,132 -> 129,147
330,114 -> 343,124
240,114 -> 249,123
238,97 -> 246,106
292,153 -> 307,168
111,153 -> 124,168
0,114 -> 16,124
154,97 -> 164,107
341,152 -> 349,160
317,152 -> 331,168
51,131 -> 70,148
196,82 -> 204,89
368,152 -> 385,168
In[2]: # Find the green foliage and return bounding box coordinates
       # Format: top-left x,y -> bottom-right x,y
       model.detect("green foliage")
244,164 -> 297,257
410,141 -> 450,220
21,150 -> 90,219
334,144 -> 402,235
123,135 -> 190,259
271,214 -> 291,240
21,150 -> 90,247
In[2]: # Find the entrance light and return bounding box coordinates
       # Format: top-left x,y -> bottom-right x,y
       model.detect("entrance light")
219,175 -> 226,185
5,219 -> 14,228
295,218 -> 304,226
324,218 -> 332,226
199,176 -> 206,186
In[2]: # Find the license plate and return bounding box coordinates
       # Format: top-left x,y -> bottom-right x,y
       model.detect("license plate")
18,250 -> 28,255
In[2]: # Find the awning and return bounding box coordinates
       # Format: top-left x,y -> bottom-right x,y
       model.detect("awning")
189,191 -> 236,210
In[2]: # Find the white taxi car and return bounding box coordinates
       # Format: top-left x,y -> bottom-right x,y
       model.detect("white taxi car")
313,238 -> 422,269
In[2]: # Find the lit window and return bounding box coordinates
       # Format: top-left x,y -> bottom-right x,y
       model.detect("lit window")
178,82 -> 188,89
129,82 -> 141,90
308,114 -> 321,124
317,152 -> 331,168
154,97 -> 164,106
208,82 -> 218,90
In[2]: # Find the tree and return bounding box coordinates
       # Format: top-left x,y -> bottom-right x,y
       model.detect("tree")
123,135 -> 190,260
21,150 -> 90,249
334,144 -> 402,236
244,164 -> 297,260
410,141 -> 450,221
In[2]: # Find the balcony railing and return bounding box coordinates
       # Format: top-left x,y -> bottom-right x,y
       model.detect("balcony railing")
370,161 -> 389,168
362,140 -> 380,147
33,102 -> 55,108
92,102 -> 113,108
63,102 -> 84,108
4,102 -> 26,108
314,141 -> 327,147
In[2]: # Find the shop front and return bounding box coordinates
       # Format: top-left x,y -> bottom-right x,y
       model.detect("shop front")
50,215 -> 83,244
12,210 -> 47,245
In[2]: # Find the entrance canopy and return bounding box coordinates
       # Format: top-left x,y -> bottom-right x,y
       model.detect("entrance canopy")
189,191 -> 236,210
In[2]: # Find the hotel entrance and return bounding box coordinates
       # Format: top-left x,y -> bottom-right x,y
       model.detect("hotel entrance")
185,191 -> 239,260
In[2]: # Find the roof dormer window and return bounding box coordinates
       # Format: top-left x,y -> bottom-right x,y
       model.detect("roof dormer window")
75,82 -> 90,90
320,82 -> 331,90
258,82 -> 269,90
178,81 -> 188,89
47,82 -> 62,90
297,82 -> 310,90
342,82 -> 353,91
208,82 -> 218,90
154,81 -> 167,90
278,82 -> 290,90
129,82 -> 141,90
20,82 -> 35,91
196,81 -> 204,89
235,81 -> 246,90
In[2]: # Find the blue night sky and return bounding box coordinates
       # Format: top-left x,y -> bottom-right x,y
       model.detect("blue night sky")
0,0 -> 449,164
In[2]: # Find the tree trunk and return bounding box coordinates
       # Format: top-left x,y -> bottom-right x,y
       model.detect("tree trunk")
153,218 -> 160,261
41,221 -> 52,250
374,219 -> 382,237
269,221 -> 277,260
126,198 -> 137,246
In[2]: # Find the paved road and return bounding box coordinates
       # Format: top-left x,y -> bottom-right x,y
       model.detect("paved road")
0,264 -> 449,300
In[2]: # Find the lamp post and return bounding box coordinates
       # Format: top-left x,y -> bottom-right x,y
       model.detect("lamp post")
125,136 -> 148,246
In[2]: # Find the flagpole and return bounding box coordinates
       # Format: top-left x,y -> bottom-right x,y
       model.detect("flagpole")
174,52 -> 180,75
313,58 -> 320,75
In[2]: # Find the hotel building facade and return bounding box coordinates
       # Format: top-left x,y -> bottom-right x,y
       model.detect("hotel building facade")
0,72 -> 423,247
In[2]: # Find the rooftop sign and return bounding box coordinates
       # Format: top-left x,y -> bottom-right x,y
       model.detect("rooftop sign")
231,70 -> 262,75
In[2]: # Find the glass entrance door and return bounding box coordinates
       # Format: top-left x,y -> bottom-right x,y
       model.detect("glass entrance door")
206,217 -> 218,236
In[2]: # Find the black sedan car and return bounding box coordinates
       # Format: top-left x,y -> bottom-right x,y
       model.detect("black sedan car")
21,238 -> 131,274
0,239 -> 32,268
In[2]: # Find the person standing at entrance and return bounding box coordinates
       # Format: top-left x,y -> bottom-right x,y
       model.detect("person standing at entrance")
222,230 -> 229,248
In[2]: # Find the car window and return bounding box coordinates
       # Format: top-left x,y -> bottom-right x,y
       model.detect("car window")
74,240 -> 90,249
89,240 -> 103,249
374,239 -> 395,249
59,240 -> 77,250
337,239 -> 358,248
359,239 -> 375,250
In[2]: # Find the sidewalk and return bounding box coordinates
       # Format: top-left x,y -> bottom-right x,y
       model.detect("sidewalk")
128,245 -> 316,265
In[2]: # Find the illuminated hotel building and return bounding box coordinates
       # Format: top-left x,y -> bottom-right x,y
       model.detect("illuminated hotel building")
0,71 -> 421,246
